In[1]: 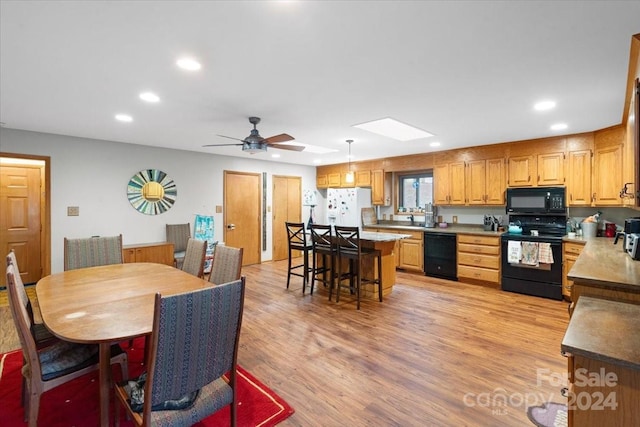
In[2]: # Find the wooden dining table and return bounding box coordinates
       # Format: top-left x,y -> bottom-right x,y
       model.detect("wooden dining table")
36,262 -> 213,427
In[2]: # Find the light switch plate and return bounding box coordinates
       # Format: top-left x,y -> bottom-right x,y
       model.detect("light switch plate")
67,206 -> 79,216
215,205 -> 222,213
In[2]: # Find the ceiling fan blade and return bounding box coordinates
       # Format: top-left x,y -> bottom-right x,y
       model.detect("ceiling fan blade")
272,144 -> 305,152
216,134 -> 246,142
202,143 -> 243,147
264,133 -> 294,144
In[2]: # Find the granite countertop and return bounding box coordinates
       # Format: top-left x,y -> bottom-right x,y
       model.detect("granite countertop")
562,296 -> 640,371
360,231 -> 411,242
366,222 -> 504,237
567,237 -> 640,290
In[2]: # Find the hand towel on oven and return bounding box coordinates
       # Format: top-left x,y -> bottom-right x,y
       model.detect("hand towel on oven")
538,242 -> 554,264
507,241 -> 522,263
521,242 -> 539,266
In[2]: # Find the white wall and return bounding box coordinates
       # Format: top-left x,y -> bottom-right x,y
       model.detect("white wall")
0,128 -> 317,273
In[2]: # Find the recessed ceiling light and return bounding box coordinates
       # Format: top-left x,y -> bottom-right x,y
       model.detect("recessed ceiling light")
139,92 -> 160,103
550,123 -> 568,131
115,114 -> 133,122
353,117 -> 434,141
313,159 -> 322,164
534,100 -> 556,111
176,58 -> 201,71
429,141 -> 441,147
271,153 -> 281,158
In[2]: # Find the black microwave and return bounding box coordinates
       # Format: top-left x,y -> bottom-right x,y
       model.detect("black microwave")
506,187 -> 566,214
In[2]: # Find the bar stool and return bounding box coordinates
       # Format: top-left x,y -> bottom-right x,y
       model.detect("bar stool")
309,224 -> 337,298
285,222 -> 314,294
334,226 -> 383,310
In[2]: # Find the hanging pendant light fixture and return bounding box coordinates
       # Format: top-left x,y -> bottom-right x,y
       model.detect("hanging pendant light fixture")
345,139 -> 354,184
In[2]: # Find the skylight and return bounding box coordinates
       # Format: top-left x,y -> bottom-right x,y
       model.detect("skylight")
353,117 -> 434,141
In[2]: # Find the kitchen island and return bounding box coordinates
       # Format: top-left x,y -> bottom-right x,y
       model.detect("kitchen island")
357,231 -> 411,299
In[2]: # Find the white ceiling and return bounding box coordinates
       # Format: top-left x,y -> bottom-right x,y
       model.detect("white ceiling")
1,1 -> 639,166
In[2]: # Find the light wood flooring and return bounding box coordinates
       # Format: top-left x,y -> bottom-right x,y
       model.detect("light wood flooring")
1,259 -> 570,426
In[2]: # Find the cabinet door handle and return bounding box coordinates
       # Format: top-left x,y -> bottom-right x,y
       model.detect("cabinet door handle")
560,387 -> 569,397
528,175 -> 531,182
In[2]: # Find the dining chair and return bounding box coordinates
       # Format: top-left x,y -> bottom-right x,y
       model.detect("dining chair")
285,222 -> 314,294
180,238 -> 207,278
208,245 -> 243,285
63,234 -> 123,271
309,224 -> 337,297
6,261 -> 128,427
166,223 -> 191,268
334,226 -> 383,310
114,277 -> 246,427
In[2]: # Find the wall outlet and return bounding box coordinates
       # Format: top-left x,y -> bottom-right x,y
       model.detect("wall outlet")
67,206 -> 79,216
452,215 -> 458,223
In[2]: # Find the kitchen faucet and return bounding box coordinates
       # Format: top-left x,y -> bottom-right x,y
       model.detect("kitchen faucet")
409,214 -> 414,225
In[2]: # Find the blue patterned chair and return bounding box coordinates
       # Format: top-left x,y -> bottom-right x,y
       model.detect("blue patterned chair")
114,277 -> 246,426
63,234 -> 123,271
6,256 -> 128,427
180,238 -> 207,278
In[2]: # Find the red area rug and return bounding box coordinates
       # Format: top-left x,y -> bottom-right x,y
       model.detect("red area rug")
0,338 -> 294,426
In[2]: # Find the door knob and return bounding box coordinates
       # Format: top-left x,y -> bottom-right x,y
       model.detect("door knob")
227,224 -> 236,230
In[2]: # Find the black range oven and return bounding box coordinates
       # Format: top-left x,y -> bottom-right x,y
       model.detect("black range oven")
500,214 -> 566,300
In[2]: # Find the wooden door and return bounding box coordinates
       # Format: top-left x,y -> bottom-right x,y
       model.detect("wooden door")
224,171 -> 261,266
272,175 -> 301,261
567,150 -> 592,206
0,163 -> 43,285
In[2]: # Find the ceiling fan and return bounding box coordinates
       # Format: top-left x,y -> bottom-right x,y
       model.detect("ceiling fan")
203,116 -> 304,154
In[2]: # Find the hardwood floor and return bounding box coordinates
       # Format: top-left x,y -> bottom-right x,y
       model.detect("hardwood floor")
1,259 -> 570,426
239,259 -> 569,426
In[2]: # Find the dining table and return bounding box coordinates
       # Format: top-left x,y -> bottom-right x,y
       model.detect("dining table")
36,262 -> 213,427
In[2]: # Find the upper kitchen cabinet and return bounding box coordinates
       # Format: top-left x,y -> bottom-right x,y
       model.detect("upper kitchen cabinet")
434,162 -> 465,205
371,169 -> 391,206
592,126 -> 625,206
466,158 -> 505,205
507,155 -> 536,187
566,150 -> 592,206
537,152 -> 565,186
328,172 -> 341,187
316,174 -> 328,189
355,170 -> 371,187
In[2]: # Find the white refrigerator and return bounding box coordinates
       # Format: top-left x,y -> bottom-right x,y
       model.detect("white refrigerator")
325,188 -> 372,228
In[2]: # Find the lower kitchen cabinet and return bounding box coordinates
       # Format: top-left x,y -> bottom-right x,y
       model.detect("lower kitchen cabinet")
457,234 -> 501,285
398,230 -> 423,272
123,242 -> 174,266
562,240 -> 585,301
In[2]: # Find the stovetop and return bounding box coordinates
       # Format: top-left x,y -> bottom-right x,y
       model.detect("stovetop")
501,232 -> 564,242
501,214 -> 567,242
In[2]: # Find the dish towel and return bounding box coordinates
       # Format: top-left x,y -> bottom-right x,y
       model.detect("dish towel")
507,241 -> 522,264
538,243 -> 554,264
521,242 -> 539,266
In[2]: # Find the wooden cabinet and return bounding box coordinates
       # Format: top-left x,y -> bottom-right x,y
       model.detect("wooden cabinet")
316,174 -> 328,189
355,170 -> 371,187
457,234 -> 501,285
593,144 -> 623,205
434,162 -> 465,205
562,240 -> 585,301
371,169 -> 391,205
567,150 -> 592,206
397,230 -> 423,272
328,173 -> 341,188
507,155 -> 536,187
466,158 -> 505,205
123,242 -> 174,266
339,172 -> 354,188
537,152 -> 565,185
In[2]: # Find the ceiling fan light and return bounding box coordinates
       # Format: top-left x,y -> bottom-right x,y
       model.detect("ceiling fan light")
243,141 -> 267,154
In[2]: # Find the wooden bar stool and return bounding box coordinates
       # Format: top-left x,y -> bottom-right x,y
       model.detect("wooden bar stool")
334,226 -> 383,310
285,222 -> 314,294
309,224 -> 337,298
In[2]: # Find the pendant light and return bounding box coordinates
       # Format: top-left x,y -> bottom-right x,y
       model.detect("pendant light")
345,139 -> 354,183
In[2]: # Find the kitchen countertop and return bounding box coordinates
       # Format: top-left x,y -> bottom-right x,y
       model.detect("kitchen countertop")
366,222 -> 504,237
567,237 -> 640,291
562,296 -> 640,371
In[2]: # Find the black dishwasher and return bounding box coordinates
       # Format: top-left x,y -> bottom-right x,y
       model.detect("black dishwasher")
423,232 -> 457,281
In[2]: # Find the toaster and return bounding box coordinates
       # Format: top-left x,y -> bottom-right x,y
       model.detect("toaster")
627,233 -> 640,260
